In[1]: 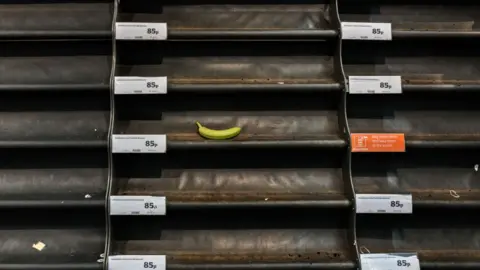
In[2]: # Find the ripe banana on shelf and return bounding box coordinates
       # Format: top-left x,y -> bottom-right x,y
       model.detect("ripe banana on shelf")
195,122 -> 242,140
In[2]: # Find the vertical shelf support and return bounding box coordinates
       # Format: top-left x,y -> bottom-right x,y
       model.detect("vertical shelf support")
104,0 -> 119,269
331,0 -> 360,268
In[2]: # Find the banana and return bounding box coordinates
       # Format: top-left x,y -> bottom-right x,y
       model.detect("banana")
196,122 -> 242,140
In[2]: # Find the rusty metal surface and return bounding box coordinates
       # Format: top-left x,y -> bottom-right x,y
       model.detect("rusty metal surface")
340,5 -> 480,31
117,56 -> 335,84
0,111 -> 108,142
0,168 -> 107,201
0,2 -> 112,32
115,229 -> 351,263
119,5 -> 331,30
116,41 -> 337,85
117,111 -> 340,141
116,169 -> 344,202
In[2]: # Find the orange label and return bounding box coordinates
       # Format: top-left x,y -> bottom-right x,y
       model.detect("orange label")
351,133 -> 405,152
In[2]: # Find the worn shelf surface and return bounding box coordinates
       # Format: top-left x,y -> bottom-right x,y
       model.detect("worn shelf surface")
117,1 -> 337,39
115,92 -> 345,148
112,211 -> 354,268
114,168 -> 349,208
357,213 -> 480,266
0,41 -> 111,91
347,94 -> 480,147
0,1 -> 112,39
339,4 -> 480,37
116,41 -> 341,91
0,209 -> 105,270
343,40 -> 480,91
0,168 -> 106,208
353,149 -> 480,208
0,92 -> 109,148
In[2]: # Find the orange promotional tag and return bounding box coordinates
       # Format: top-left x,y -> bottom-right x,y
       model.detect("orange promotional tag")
351,133 -> 406,152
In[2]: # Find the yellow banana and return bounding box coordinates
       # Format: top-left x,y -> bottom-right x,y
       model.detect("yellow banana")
196,122 -> 242,140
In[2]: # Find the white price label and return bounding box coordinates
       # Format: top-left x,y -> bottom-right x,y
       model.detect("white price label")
361,253 -> 420,270
109,255 -> 166,270
356,194 -> 412,214
116,23 -> 167,40
341,22 -> 392,40
110,196 -> 166,215
115,77 -> 167,94
349,76 -> 402,94
112,134 -> 166,153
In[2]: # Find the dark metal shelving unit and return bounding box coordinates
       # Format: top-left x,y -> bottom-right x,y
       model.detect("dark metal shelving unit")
2,0 -> 480,270
0,1 -> 113,270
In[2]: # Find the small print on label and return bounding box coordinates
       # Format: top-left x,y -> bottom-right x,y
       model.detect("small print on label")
349,76 -> 402,94
361,253 -> 420,270
351,133 -> 405,153
115,77 -> 167,94
112,134 -> 167,153
341,22 -> 392,41
116,22 -> 167,40
356,194 -> 413,214
110,196 -> 167,216
109,255 -> 166,270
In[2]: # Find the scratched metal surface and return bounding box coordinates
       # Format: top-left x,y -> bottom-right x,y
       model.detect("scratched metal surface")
0,55 -> 111,85
353,150 -> 480,201
0,169 -> 107,201
117,56 -> 335,84
344,58 -> 480,82
116,41 -> 336,84
357,214 -> 480,261
343,38 -> 480,83
0,111 -> 108,142
117,111 -> 340,141
347,95 -> 480,138
354,169 -> 480,200
0,209 -> 105,264
0,2 -> 112,32
116,169 -> 345,202
119,5 -> 331,30
340,5 -> 480,31
0,39 -> 111,85
115,229 -> 351,263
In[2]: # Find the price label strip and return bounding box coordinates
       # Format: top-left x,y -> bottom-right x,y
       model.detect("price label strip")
116,22 -> 167,40
110,196 -> 166,215
349,76 -> 402,94
356,194 -> 413,214
109,255 -> 166,270
115,77 -> 167,94
112,134 -> 166,153
361,253 -> 420,270
341,22 -> 392,41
